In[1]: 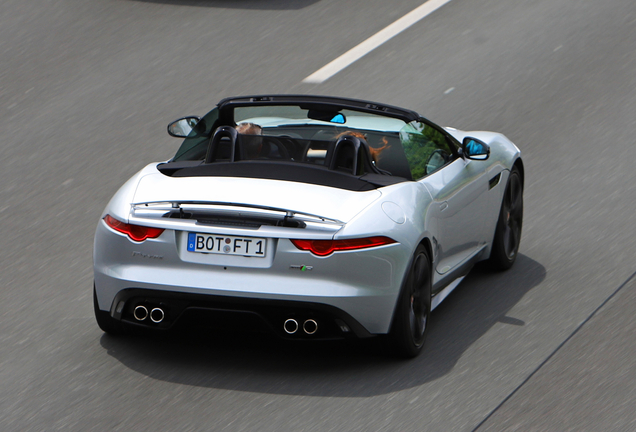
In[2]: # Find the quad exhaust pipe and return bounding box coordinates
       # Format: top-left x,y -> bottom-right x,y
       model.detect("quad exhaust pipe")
150,308 -> 165,323
283,318 -> 318,335
134,305 -> 148,321
303,319 -> 318,335
133,305 -> 164,323
283,319 -> 298,334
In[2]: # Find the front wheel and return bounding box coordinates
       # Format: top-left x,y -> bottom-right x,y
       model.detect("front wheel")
389,245 -> 432,358
489,166 -> 523,270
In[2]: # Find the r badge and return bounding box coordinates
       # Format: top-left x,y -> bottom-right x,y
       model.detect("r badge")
290,265 -> 313,272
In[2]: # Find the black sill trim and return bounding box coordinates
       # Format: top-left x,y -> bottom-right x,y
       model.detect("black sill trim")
109,288 -> 373,340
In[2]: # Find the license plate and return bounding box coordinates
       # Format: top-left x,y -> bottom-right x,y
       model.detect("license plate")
187,233 -> 266,257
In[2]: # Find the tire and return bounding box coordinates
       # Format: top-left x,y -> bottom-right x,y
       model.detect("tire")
489,166 -> 523,270
389,245 -> 432,358
93,285 -> 126,335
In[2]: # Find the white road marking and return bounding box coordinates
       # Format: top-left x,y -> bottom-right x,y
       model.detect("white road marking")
444,87 -> 455,94
302,0 -> 453,84
554,45 -> 563,52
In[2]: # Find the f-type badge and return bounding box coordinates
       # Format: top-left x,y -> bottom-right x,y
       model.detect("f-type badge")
290,265 -> 313,272
132,251 -> 163,260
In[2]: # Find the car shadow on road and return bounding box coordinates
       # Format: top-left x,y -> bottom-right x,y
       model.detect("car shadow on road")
124,0 -> 320,10
100,253 -> 545,397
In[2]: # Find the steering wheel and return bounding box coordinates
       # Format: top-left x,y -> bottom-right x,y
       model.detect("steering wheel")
262,136 -> 291,159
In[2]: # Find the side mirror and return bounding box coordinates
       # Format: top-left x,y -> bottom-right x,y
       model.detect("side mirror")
462,137 -> 490,160
167,116 -> 200,138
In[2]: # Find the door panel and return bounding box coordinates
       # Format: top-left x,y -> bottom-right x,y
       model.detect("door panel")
423,158 -> 490,279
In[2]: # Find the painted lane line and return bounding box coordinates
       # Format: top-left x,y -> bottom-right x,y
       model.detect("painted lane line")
302,0 -> 453,84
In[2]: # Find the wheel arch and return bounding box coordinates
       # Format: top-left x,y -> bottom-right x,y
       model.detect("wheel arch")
513,157 -> 524,188
418,236 -> 434,266
388,236 -> 433,330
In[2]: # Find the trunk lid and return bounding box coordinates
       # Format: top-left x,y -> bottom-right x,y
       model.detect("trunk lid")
132,171 -> 382,223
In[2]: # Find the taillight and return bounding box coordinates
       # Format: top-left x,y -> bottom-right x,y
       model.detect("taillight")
290,236 -> 396,257
104,215 -> 164,242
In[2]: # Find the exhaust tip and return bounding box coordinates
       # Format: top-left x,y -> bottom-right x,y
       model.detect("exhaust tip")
303,319 -> 318,335
133,305 -> 148,321
150,307 -> 165,323
283,319 -> 298,334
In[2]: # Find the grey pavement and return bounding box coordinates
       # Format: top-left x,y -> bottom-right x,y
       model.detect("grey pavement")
1,0 -> 636,430
477,272 -> 636,432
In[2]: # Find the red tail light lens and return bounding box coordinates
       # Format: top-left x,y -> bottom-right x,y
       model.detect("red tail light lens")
290,236 -> 397,256
104,215 -> 164,242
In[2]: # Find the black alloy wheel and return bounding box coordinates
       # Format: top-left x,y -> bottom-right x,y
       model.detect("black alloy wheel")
489,166 -> 523,270
390,245 -> 432,358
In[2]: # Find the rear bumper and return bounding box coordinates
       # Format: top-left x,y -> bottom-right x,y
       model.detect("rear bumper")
94,220 -> 411,335
105,288 -> 373,339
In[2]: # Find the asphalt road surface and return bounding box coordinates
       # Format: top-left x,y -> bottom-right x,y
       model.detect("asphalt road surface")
2,0 -> 636,430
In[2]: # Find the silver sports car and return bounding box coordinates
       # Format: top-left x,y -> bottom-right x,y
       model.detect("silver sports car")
93,95 -> 523,357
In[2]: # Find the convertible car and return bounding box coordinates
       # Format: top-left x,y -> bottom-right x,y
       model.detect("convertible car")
93,95 -> 523,357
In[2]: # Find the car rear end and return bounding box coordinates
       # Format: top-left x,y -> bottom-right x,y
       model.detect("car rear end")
93,171 -> 411,339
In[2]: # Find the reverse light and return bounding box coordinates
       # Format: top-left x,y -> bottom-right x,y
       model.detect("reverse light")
290,236 -> 397,257
104,215 -> 164,242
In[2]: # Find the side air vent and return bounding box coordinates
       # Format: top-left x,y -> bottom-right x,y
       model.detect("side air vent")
489,173 -> 502,190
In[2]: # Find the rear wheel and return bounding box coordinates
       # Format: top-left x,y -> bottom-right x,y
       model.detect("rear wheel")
93,285 -> 126,335
390,245 -> 432,358
489,166 -> 523,270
